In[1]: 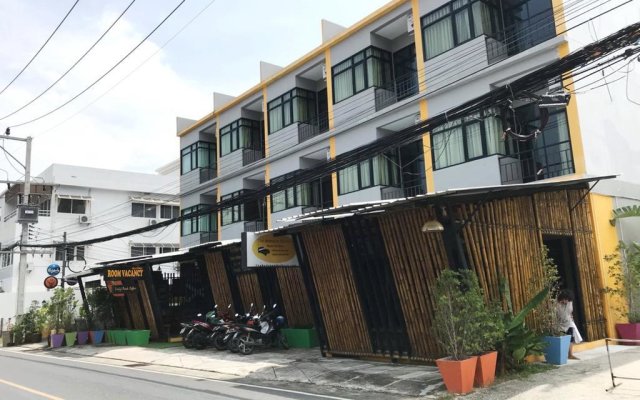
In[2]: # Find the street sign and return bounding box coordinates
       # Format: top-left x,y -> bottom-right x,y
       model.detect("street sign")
44,276 -> 58,289
47,263 -> 61,276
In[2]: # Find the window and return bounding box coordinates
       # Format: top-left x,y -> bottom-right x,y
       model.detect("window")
219,118 -> 262,157
504,0 -> 555,55
332,46 -> 392,103
338,153 -> 400,194
268,88 -> 317,133
220,191 -> 245,226
180,141 -> 216,175
160,246 -> 178,254
57,198 -> 86,214
270,172 -> 313,213
132,203 -> 157,218
1,251 -> 13,268
181,205 -> 216,236
131,246 -> 156,257
431,108 -> 504,169
55,245 -> 85,261
421,0 -> 500,59
393,44 -> 419,100
160,205 -> 179,219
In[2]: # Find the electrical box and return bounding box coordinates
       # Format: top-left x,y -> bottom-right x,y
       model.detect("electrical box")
17,205 -> 39,223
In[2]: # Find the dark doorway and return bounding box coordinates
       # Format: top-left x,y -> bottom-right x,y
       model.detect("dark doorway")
543,235 -> 587,340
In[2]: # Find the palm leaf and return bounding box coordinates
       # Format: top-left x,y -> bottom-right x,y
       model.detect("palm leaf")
610,205 -> 640,226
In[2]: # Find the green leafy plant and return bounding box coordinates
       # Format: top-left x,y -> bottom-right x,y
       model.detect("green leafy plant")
432,269 -> 487,360
497,277 -> 548,374
83,287 -> 115,330
43,287 -> 78,332
603,241 -> 640,323
530,246 -> 563,337
12,301 -> 42,344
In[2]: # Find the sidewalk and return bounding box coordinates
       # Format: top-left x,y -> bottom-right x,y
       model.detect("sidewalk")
11,343 -> 443,397
8,342 -> 640,398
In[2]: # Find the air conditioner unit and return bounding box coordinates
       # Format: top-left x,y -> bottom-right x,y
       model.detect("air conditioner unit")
407,15 -> 414,33
149,219 -> 158,226
78,215 -> 91,224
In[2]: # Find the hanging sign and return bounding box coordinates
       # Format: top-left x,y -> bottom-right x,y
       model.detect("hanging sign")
242,232 -> 299,268
47,263 -> 61,276
106,281 -> 125,297
44,276 -> 59,289
104,266 -> 145,281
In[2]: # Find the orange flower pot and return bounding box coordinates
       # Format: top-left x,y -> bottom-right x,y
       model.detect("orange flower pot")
436,356 -> 478,394
474,351 -> 498,387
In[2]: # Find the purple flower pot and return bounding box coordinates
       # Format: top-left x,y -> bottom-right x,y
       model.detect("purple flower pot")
77,331 -> 89,345
616,323 -> 640,344
50,333 -> 64,348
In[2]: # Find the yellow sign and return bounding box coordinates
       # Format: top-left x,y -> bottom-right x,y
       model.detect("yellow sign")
104,266 -> 145,281
244,232 -> 299,267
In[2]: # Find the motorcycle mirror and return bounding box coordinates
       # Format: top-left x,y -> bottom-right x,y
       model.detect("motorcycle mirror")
273,303 -> 277,309
197,313 -> 202,317
214,304 -> 218,309
262,305 -> 266,310
227,304 -> 231,309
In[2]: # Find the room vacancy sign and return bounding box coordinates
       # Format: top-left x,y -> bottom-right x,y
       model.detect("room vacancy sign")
242,232 -> 299,268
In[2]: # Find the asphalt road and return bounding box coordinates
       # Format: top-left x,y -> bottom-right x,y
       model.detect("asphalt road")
0,350 -> 352,400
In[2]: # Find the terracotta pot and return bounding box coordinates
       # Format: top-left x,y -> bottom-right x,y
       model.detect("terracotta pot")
615,323 -> 640,344
436,356 -> 478,394
474,351 -> 498,388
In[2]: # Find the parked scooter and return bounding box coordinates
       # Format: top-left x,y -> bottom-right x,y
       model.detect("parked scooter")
181,305 -> 222,349
217,304 -> 256,352
180,311 -> 208,349
232,304 -> 288,355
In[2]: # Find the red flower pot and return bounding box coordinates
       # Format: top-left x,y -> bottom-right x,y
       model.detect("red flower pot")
474,351 -> 498,387
436,356 -> 478,394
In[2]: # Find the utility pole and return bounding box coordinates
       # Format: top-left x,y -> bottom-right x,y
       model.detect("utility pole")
61,232 -> 67,289
13,135 -> 32,317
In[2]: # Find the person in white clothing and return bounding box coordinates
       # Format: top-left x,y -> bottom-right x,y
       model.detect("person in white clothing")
556,289 -> 583,360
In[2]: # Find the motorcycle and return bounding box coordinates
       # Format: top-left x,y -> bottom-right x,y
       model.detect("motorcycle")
219,303 -> 257,353
232,304 -> 289,355
181,306 -> 222,350
180,311 -> 208,349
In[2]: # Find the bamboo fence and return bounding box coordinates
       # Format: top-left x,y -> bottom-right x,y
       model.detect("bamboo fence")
277,267 -> 314,328
204,252 -> 236,313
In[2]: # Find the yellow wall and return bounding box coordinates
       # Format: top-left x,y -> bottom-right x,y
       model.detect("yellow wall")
590,193 -> 624,337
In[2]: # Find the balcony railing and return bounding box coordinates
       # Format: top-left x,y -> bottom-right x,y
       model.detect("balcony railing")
499,146 -> 574,185
38,209 -> 51,217
199,167 -> 216,184
242,148 -> 265,166
200,231 -> 217,243
298,112 -> 329,143
244,220 -> 266,232
375,71 -> 419,112
381,184 -> 426,200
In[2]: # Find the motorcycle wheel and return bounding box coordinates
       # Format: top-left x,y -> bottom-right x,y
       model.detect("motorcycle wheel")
228,337 -> 240,353
193,332 -> 207,350
278,332 -> 289,350
213,333 -> 227,351
182,331 -> 195,349
237,334 -> 255,355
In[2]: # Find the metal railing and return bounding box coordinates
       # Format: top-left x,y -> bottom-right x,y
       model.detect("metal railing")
381,184 -> 426,200
374,71 -> 419,112
298,112 -> 329,143
242,148 -> 265,166
244,220 -> 266,232
199,167 -> 216,184
199,231 -> 217,243
38,209 -> 50,217
499,147 -> 574,185
3,210 -> 16,222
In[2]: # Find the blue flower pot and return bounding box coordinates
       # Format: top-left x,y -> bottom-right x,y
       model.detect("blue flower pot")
543,335 -> 571,365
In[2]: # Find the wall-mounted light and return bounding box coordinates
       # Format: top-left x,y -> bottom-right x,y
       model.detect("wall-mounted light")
421,219 -> 444,232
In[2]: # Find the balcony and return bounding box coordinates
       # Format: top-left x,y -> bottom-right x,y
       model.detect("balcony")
244,220 -> 266,232
380,184 -> 426,200
242,148 -> 265,166
374,71 -> 419,112
199,231 -> 217,243
199,167 -> 216,184
499,146 -> 574,185
298,112 -> 330,143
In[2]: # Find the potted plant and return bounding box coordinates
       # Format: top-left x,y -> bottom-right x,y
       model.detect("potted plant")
531,247 -> 571,365
45,288 -> 77,347
432,269 -> 483,395
604,241 -> 640,341
85,287 -> 114,345
12,301 -> 43,344
472,297 -> 504,388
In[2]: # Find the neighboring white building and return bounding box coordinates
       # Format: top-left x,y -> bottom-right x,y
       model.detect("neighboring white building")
0,162 -> 180,321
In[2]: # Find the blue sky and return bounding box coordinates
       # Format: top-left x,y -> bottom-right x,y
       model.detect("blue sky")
0,0 -> 390,179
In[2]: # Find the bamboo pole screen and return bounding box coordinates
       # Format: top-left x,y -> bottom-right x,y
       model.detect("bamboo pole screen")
137,280 -> 159,339
277,268 -> 314,328
204,252 -> 235,313
126,292 -> 146,330
236,272 -> 264,312
378,206 -> 448,360
302,225 -> 373,356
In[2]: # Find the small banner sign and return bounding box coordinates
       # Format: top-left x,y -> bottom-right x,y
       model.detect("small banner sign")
44,276 -> 59,289
106,280 -> 125,297
112,285 -> 138,294
104,266 -> 145,281
242,232 -> 299,268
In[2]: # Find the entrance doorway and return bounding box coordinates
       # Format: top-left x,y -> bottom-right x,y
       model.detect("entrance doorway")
543,235 -> 587,340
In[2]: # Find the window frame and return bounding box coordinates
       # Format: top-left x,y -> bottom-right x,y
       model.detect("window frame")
131,202 -> 157,218
57,198 -> 87,214
180,205 -> 216,236
337,153 -> 400,195
219,118 -> 262,157
160,205 -> 180,219
267,88 -> 317,134
220,190 -> 245,226
180,141 -> 216,175
332,46 -> 392,104
270,172 -> 313,213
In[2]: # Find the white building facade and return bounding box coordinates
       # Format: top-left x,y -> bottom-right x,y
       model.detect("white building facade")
0,163 -> 180,321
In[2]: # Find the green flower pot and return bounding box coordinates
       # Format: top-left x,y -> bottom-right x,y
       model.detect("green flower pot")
282,328 -> 319,348
64,332 -> 77,346
112,330 -> 127,345
125,330 -> 150,346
